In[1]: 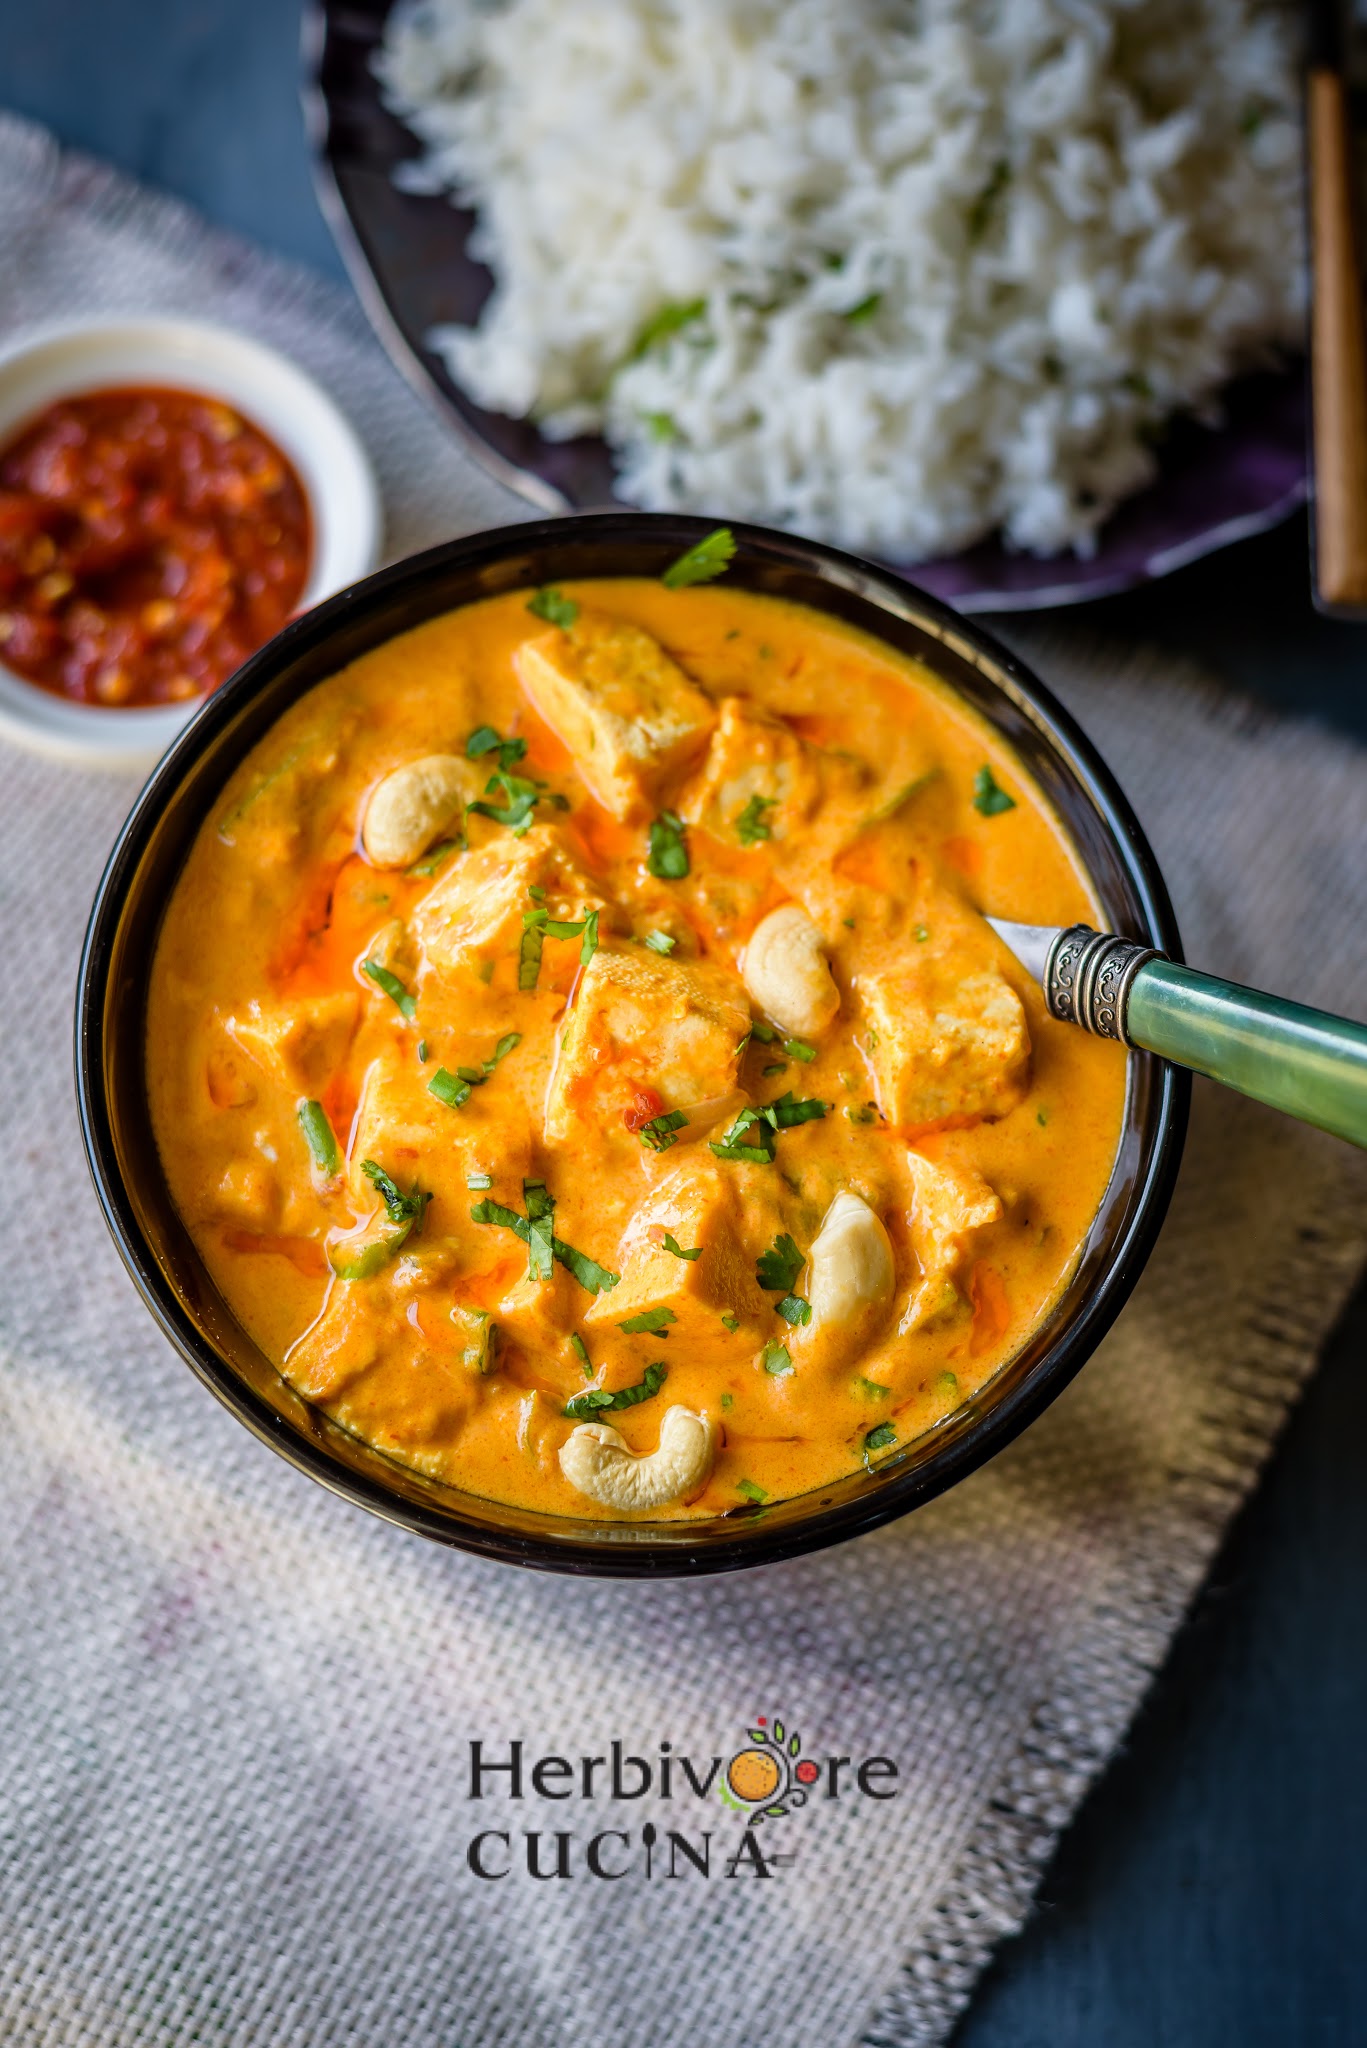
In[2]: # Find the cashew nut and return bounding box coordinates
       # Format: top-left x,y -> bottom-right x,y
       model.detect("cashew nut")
742,904 -> 840,1039
362,754 -> 471,868
559,1405 -> 716,1511
803,1190 -> 895,1329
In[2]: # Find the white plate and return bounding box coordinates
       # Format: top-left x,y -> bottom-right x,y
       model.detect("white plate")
0,317 -> 381,769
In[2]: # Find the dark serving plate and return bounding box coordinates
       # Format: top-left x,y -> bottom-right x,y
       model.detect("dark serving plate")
301,0 -> 1308,613
77,514 -> 1188,1575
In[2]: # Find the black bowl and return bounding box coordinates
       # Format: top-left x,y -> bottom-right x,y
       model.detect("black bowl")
75,514 -> 1188,1576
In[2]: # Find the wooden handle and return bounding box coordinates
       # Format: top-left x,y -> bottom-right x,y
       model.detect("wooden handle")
1127,960 -> 1367,1151
1308,67 -> 1367,612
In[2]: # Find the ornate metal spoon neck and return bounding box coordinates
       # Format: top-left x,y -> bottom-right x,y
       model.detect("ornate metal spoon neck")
987,918 -> 1164,1047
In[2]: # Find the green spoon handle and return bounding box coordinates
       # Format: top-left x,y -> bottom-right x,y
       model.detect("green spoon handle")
1127,960 -> 1367,1149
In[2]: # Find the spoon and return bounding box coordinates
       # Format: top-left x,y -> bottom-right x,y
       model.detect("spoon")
987,919 -> 1367,1150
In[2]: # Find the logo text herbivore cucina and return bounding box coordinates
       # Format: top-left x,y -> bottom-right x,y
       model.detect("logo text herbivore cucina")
465,1717 -> 897,1881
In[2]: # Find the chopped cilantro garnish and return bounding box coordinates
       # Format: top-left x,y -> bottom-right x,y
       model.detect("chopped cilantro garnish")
569,1331 -> 593,1379
855,1376 -> 890,1401
361,1159 -> 429,1228
710,1106 -> 776,1165
777,1293 -> 812,1326
553,1238 -> 620,1295
470,769 -> 552,838
750,1022 -> 777,1043
488,1033 -> 521,1069
736,1477 -> 769,1503
564,1359 -> 667,1419
639,1109 -> 687,1153
470,1197 -> 529,1238
661,526 -> 736,588
470,1186 -> 605,1291
580,908 -> 600,966
417,1040 -> 429,1061
735,793 -> 776,846
526,587 -> 579,628
297,1100 -> 339,1178
646,810 -> 690,879
846,1103 -> 879,1124
633,298 -> 706,357
661,1232 -> 702,1262
915,923 -> 931,942
525,1178 -> 555,1283
762,1061 -> 787,1077
720,1391 -> 735,1409
757,1233 -> 804,1295
643,929 -> 676,955
362,959 -> 416,1020
844,291 -> 883,324
864,1422 -> 897,1452
466,1171 -> 492,1191
519,915 -> 546,991
720,1313 -> 740,1332
408,838 -> 463,877
783,1037 -> 817,1063
761,1340 -> 793,1377
429,1067 -> 471,1110
467,724 -> 529,773
766,1091 -> 830,1128
972,765 -> 1016,816
618,1307 -> 677,1336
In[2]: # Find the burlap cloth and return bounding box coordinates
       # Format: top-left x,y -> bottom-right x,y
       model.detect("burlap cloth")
1,113 -> 1364,2048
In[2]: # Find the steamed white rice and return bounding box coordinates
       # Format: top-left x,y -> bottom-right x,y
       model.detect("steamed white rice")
378,0 -> 1304,561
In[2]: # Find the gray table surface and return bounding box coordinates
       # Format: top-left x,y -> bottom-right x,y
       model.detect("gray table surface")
4,4 -> 1366,2042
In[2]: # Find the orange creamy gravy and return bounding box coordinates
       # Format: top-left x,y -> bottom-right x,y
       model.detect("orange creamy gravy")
147,580 -> 1126,1521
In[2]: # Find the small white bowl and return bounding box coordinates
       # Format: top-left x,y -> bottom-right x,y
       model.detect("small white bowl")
0,318 -> 381,769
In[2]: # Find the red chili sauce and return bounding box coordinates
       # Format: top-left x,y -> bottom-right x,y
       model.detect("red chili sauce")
0,385 -> 312,707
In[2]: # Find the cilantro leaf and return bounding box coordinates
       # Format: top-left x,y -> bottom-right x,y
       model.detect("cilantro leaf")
470,1198 -> 529,1240
643,929 -> 676,955
735,793 -> 776,846
720,1313 -> 739,1332
466,725 -> 528,774
777,1293 -> 812,1326
469,769 -> 547,837
580,908 -> 599,966
710,1105 -> 776,1165
527,587 -> 579,628
864,1422 -> 897,1452
552,1235 -> 619,1295
843,291 -> 883,324
564,1359 -> 667,1420
524,1178 -> 555,1283
647,810 -> 689,880
485,1032 -> 521,1070
662,527 -> 737,589
618,1307 -> 677,1336
761,1340 -> 793,1377
661,1232 -> 702,1262
569,1331 -> 593,1378
972,765 -> 1016,816
361,1159 -> 428,1228
639,1109 -> 687,1153
765,1091 -> 830,1128
632,299 -> 706,358
408,838 -> 463,877
362,958 -> 416,1020
519,915 -> 546,991
756,1233 -> 804,1294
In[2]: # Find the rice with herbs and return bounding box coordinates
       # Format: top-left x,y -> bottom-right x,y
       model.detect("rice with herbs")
378,0 -> 1303,561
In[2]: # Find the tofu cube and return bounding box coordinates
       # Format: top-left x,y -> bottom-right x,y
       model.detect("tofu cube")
901,1148 -> 1003,1329
411,825 -> 607,984
582,1154 -> 771,1354
544,945 -> 750,1144
678,696 -> 868,852
226,991 -> 360,1095
859,965 -> 1031,1129
513,610 -> 715,820
346,1046 -> 533,1222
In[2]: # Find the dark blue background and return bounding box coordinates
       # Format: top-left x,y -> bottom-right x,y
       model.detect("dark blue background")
4,5 -> 1366,2041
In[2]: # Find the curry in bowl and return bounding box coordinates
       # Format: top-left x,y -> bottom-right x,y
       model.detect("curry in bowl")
146,563 -> 1127,1521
